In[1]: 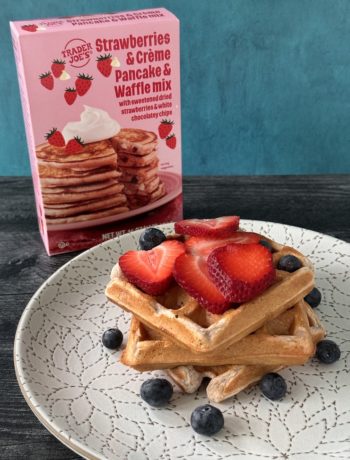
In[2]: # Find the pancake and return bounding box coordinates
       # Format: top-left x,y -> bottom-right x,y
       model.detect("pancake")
118,159 -> 159,175
127,182 -> 166,209
45,194 -> 127,218
118,150 -> 157,168
36,139 -> 115,163
40,170 -> 121,187
42,179 -> 119,194
38,164 -> 116,179
42,183 -> 125,205
46,205 -> 129,225
123,176 -> 160,196
112,128 -> 158,156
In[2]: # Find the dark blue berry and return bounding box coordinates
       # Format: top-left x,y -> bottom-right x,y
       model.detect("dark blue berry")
140,378 -> 173,407
316,340 -> 341,364
277,255 -> 302,272
102,328 -> 123,349
260,373 -> 287,400
259,240 -> 273,252
304,287 -> 322,309
139,228 -> 167,250
190,404 -> 224,436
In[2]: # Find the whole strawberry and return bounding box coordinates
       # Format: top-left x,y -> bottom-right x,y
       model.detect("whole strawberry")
39,72 -> 54,90
158,119 -> 174,139
51,59 -> 65,78
97,54 -> 112,77
45,128 -> 65,147
75,74 -> 93,96
166,134 -> 176,149
65,137 -> 84,154
64,88 -> 77,105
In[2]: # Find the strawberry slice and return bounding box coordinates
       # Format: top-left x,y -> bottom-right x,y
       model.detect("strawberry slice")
208,243 -> 276,303
173,253 -> 230,314
175,216 -> 240,237
185,232 -> 261,258
119,240 -> 185,295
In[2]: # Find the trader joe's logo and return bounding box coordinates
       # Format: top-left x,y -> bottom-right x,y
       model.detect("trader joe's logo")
62,38 -> 93,68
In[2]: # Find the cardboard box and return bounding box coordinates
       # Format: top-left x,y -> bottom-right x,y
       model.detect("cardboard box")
10,8 -> 182,255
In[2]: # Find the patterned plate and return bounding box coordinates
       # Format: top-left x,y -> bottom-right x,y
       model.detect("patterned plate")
14,221 -> 350,460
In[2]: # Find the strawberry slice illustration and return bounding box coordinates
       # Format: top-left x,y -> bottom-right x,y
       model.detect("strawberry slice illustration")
39,72 -> 54,90
119,240 -> 185,295
21,24 -> 38,32
97,54 -> 113,77
64,88 -> 77,105
65,137 -> 84,154
158,119 -> 174,139
51,59 -> 65,78
166,133 -> 176,149
75,74 -> 93,96
207,243 -> 276,303
175,216 -> 240,238
45,128 -> 65,147
173,252 -> 230,314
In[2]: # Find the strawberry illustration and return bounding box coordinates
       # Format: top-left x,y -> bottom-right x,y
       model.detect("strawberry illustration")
97,54 -> 113,77
45,128 -> 65,147
75,74 -> 93,96
21,24 -> 38,32
51,59 -> 65,78
39,72 -> 54,90
65,137 -> 84,154
158,119 -> 174,139
166,133 -> 176,149
64,88 -> 77,105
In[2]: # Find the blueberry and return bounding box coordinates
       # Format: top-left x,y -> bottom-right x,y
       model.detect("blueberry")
277,255 -> 302,272
259,240 -> 273,252
139,228 -> 167,250
304,287 -> 322,309
260,373 -> 287,400
140,378 -> 173,407
102,328 -> 123,350
316,340 -> 341,364
190,404 -> 224,436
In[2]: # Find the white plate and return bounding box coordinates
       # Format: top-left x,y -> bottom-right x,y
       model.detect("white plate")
47,171 -> 182,231
14,220 -> 350,460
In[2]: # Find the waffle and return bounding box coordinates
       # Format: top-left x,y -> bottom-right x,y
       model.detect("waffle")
168,302 -> 326,402
105,236 -> 315,354
121,300 -> 316,371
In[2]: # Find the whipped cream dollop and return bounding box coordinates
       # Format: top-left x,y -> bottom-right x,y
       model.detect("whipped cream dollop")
62,106 -> 120,143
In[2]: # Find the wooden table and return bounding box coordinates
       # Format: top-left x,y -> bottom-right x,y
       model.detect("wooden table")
1,175 -> 349,459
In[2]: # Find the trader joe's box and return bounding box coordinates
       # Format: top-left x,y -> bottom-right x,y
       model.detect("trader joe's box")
11,8 -> 182,255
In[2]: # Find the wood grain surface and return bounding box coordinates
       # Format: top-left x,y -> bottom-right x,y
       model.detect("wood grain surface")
0,175 -> 349,459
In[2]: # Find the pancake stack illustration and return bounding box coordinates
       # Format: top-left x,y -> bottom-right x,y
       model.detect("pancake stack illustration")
112,128 -> 166,210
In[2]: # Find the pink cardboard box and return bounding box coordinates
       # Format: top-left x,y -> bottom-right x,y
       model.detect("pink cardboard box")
10,8 -> 182,255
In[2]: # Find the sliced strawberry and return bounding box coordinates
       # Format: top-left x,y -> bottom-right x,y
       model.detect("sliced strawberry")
208,243 -> 276,303
119,240 -> 185,295
185,232 -> 261,258
173,253 -> 230,314
175,216 -> 240,237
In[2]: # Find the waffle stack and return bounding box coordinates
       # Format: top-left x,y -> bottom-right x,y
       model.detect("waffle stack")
106,233 -> 326,402
37,140 -> 129,225
111,128 -> 166,210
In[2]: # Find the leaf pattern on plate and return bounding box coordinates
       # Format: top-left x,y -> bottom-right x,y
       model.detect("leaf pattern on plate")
14,222 -> 350,459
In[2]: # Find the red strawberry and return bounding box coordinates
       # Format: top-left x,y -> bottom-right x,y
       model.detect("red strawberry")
175,216 -> 240,238
185,232 -> 261,258
64,88 -> 77,105
166,133 -> 176,149
158,120 -> 174,139
119,240 -> 185,295
173,253 -> 230,313
45,128 -> 65,147
208,243 -> 276,303
39,72 -> 54,90
22,24 -> 38,32
75,74 -> 93,96
51,59 -> 65,78
65,137 -> 84,154
97,54 -> 113,77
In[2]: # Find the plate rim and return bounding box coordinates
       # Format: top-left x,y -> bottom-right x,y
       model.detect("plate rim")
13,220 -> 350,460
